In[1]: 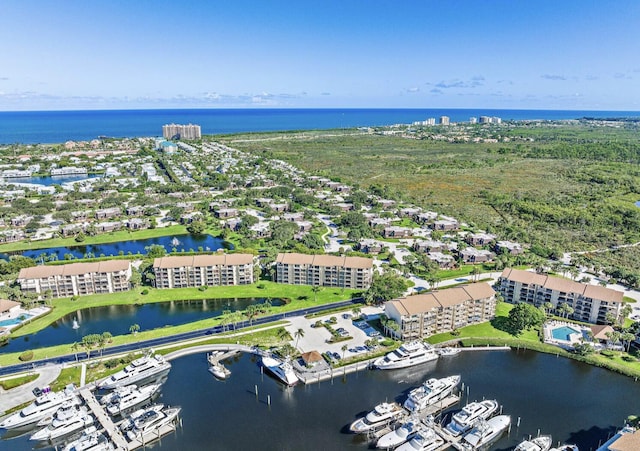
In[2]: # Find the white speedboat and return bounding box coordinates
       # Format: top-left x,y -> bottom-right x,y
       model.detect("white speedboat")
454,415 -> 511,450
62,426 -> 114,451
105,383 -> 161,416
98,353 -> 171,389
396,427 -> 445,451
30,408 -> 94,441
349,402 -> 404,433
445,399 -> 499,436
126,406 -> 181,442
36,401 -> 82,427
516,435 -> 553,451
119,404 -> 165,433
376,419 -> 422,449
100,385 -> 136,406
0,385 -> 79,430
374,341 -> 439,370
437,347 -> 461,356
550,445 -> 579,451
261,356 -> 299,386
403,375 -> 461,412
208,353 -> 231,380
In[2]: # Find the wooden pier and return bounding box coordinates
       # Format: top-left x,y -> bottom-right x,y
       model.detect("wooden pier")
78,387 -> 129,451
125,421 -> 179,450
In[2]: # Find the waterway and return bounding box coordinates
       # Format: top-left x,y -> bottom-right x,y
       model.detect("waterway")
2,174 -> 101,186
10,234 -> 229,261
1,350 -> 637,450
0,298 -> 279,355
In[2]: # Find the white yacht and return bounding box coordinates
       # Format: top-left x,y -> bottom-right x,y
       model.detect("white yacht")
376,419 -> 422,449
36,401 -> 83,427
30,408 -> 94,441
0,385 -> 79,430
550,446 -> 579,451
396,427 -> 445,451
62,426 -> 114,451
516,435 -> 553,451
105,383 -> 161,416
349,402 -> 404,433
261,356 -> 299,386
403,375 -> 461,412
445,399 -> 499,436
119,404 -> 165,433
97,353 -> 171,389
373,341 -> 439,370
208,352 -> 231,380
125,406 -> 181,442
437,347 -> 461,356
454,415 -> 511,450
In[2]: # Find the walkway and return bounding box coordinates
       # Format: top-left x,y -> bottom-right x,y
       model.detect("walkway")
0,363 -> 61,415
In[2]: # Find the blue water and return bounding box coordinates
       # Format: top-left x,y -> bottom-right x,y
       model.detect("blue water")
1,108 -> 639,144
0,314 -> 32,328
4,174 -> 100,186
551,325 -> 581,341
9,234 -> 229,261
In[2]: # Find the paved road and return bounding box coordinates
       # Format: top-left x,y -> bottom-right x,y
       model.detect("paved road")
0,364 -> 61,415
0,298 -> 363,378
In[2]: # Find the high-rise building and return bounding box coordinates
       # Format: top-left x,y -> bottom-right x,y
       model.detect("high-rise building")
439,116 -> 450,125
469,117 -> 477,124
162,123 -> 202,140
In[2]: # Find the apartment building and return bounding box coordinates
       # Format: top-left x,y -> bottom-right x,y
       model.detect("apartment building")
498,268 -> 623,324
384,283 -> 496,340
153,254 -> 254,289
17,261 -> 132,298
275,253 -> 373,289
162,123 -> 202,140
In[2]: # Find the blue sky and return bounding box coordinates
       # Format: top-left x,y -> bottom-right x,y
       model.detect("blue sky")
1,0 -> 639,111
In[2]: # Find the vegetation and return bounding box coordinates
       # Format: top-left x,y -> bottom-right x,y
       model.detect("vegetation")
0,373 -> 38,390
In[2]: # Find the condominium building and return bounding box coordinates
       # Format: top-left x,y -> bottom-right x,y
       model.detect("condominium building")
498,268 -> 623,324
153,254 -> 255,289
384,283 -> 496,340
17,261 -> 132,298
439,116 -> 450,125
162,123 -> 202,140
275,253 -> 374,289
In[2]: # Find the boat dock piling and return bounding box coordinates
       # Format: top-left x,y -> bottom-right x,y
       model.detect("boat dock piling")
78,387 -> 129,451
126,420 -> 179,450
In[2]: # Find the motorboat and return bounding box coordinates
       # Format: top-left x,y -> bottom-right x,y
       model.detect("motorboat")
437,347 -> 461,356
97,353 -> 171,389
0,384 -> 79,430
208,352 -> 231,380
30,408 -> 94,441
396,426 -> 445,451
126,406 -> 181,442
403,375 -> 461,412
349,402 -> 404,433
454,415 -> 511,450
100,385 -> 136,406
516,435 -> 553,451
62,426 -> 114,451
550,446 -> 579,451
36,401 -> 83,427
105,383 -> 161,416
376,419 -> 422,449
119,404 -> 165,433
445,399 -> 499,436
261,356 -> 299,386
373,341 -> 439,370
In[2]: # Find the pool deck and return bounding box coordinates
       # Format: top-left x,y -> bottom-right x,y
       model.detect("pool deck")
543,321 -> 597,350
0,306 -> 50,335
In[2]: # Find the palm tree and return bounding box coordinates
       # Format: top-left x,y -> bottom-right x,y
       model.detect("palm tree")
312,285 -> 321,302
351,306 -> 362,319
543,302 -> 554,317
71,342 -> 79,362
129,324 -> 140,335
341,344 -> 348,360
294,328 -> 305,349
621,332 -> 636,352
471,265 -> 481,282
277,327 -> 290,342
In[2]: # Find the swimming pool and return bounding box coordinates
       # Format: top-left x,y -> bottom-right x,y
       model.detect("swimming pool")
0,314 -> 32,328
551,325 -> 582,341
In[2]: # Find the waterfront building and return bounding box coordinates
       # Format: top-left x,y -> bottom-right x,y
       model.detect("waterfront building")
498,268 -> 623,324
162,123 -> 202,140
153,254 -> 255,288
384,283 -> 496,340
275,253 -> 373,289
439,116 -> 450,125
17,261 -> 132,298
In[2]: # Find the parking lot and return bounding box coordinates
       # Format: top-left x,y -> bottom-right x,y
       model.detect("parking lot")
284,306 -> 385,361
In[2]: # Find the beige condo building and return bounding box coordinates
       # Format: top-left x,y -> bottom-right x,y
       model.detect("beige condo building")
17,261 -> 132,298
153,254 -> 254,288
384,283 -> 497,340
275,253 -> 373,289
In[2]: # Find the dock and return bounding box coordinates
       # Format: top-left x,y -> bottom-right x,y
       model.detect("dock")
125,420 -> 179,449
78,387 -> 129,451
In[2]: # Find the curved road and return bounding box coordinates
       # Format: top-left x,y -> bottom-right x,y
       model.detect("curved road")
0,298 -> 363,378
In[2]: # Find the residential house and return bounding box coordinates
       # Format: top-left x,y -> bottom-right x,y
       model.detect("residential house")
432,219 -> 459,231
383,226 -> 411,238
413,239 -> 446,253
214,208 -> 239,219
495,240 -> 524,255
95,207 -> 120,220
459,247 -> 495,263
427,252 -> 455,269
95,221 -> 122,233
466,233 -> 496,246
357,239 -> 383,255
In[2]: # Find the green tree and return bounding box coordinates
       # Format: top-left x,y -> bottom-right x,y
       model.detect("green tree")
129,323 -> 140,335
145,244 -> 166,258
187,220 -> 206,235
364,271 -> 409,305
507,302 -> 546,335
294,328 -> 305,349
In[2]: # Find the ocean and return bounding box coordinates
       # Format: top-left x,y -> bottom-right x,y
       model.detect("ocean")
0,108 -> 639,144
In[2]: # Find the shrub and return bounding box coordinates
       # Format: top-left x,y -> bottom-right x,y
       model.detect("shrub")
104,359 -> 119,369
257,283 -> 266,289
19,351 -> 34,362
600,350 -> 615,358
197,286 -> 207,292
622,355 -> 636,362
141,289 -> 149,295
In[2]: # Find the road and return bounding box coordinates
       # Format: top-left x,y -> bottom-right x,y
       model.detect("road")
0,298 -> 363,378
